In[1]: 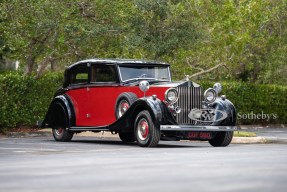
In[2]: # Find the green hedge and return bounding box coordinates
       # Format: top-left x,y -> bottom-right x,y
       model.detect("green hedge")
0,72 -> 286,129
0,72 -> 63,128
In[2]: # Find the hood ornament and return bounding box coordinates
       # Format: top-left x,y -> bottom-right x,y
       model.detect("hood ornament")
185,75 -> 190,81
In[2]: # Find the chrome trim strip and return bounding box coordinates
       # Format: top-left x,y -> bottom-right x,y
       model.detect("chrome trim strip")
160,125 -> 237,131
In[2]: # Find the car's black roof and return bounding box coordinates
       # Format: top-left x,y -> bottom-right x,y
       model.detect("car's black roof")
67,58 -> 170,69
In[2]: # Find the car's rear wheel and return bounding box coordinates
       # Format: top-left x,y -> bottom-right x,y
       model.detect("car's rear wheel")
52,103 -> 73,142
208,131 -> 233,147
134,110 -> 160,147
119,132 -> 135,143
52,126 -> 74,142
115,92 -> 137,119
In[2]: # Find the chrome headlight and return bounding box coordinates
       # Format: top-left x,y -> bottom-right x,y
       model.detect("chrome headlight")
165,88 -> 178,104
204,88 -> 217,103
213,82 -> 222,94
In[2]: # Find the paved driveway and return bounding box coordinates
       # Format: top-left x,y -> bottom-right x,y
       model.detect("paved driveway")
0,136 -> 286,192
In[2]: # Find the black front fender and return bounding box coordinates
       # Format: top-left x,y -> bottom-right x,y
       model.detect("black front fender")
109,96 -> 166,132
210,98 -> 237,126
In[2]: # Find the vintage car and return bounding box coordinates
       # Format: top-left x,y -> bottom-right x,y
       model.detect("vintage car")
42,59 -> 237,147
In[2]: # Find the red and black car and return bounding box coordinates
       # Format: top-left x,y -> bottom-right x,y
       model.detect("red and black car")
42,59 -> 237,147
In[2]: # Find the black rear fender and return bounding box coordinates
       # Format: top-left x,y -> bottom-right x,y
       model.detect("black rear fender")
42,95 -> 75,128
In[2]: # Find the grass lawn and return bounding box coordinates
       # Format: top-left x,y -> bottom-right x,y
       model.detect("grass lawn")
234,131 -> 257,137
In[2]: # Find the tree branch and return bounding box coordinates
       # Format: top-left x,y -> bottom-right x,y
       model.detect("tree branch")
185,58 -> 204,72
189,63 -> 228,78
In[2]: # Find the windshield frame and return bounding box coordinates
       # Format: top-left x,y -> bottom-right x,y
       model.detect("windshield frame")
117,64 -> 171,83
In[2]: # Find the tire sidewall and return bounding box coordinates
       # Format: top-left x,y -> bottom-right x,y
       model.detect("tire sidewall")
208,131 -> 233,147
134,110 -> 155,147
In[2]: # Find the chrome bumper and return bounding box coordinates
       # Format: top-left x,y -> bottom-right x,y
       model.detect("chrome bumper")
160,125 -> 237,132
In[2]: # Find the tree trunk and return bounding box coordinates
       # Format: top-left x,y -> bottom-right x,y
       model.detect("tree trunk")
25,39 -> 37,75
36,56 -> 53,79
25,55 -> 36,75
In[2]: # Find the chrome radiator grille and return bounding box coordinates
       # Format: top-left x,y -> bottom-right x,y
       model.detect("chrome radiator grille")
176,86 -> 203,124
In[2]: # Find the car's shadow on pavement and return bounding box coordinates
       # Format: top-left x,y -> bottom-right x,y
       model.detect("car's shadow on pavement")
45,137 -> 208,148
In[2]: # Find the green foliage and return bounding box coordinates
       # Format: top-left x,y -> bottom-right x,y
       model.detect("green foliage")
200,81 -> 287,124
0,72 -> 63,128
125,0 -> 200,59
0,0 -> 129,75
1,0 -> 286,84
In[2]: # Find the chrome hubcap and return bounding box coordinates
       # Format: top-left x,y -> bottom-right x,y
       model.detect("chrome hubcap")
54,127 -> 64,136
137,119 -> 149,140
118,100 -> 129,117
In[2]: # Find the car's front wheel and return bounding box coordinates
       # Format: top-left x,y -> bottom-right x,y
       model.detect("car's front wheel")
134,110 -> 160,147
208,131 -> 233,147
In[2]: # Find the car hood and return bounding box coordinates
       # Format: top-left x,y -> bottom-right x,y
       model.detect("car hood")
150,81 -> 201,88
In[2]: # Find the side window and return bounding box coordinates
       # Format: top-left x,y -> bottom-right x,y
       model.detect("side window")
91,65 -> 118,83
70,64 -> 89,85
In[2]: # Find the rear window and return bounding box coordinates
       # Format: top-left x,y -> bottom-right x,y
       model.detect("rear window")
70,64 -> 89,85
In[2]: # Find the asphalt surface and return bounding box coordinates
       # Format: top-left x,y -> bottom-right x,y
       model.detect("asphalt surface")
0,136 -> 287,192
251,128 -> 287,143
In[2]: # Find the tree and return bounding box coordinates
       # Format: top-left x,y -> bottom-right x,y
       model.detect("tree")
175,0 -> 287,84
0,0 -> 130,77
125,0 -> 200,59
0,0 -> 286,84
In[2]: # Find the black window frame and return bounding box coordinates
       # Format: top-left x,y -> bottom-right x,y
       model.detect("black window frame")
90,63 -> 120,84
64,63 -> 91,87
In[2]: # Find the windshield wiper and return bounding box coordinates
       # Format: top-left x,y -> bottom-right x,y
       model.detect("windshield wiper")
122,78 -> 169,84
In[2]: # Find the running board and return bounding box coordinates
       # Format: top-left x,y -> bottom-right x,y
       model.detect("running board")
69,126 -> 110,132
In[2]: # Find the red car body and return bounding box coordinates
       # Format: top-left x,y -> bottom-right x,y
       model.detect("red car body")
42,59 -> 237,147
68,86 -> 168,126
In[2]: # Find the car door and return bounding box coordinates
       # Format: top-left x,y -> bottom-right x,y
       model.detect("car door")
88,64 -> 120,126
65,63 -> 92,126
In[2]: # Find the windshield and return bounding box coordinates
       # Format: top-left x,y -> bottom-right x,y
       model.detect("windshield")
119,65 -> 171,82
